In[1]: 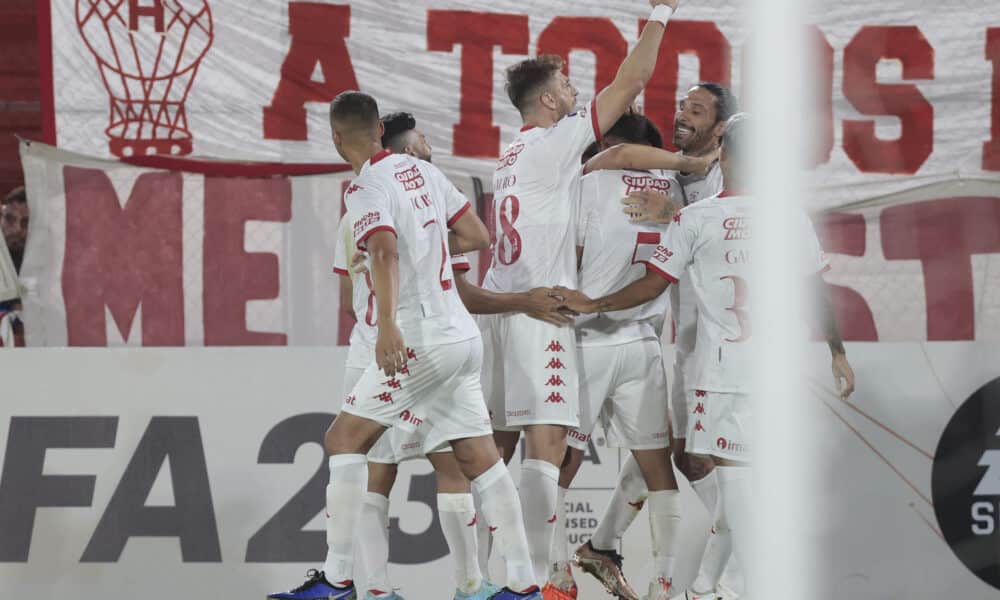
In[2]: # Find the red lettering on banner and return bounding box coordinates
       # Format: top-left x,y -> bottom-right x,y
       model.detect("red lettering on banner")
128,0 -> 164,32
642,20 -> 731,152
985,28 -> 1000,171
881,197 -> 1000,340
263,3 -> 359,140
537,17 -> 627,92
427,11 -> 529,158
814,213 -> 878,341
203,177 -> 292,345
842,26 -> 934,174
62,167 -> 184,346
809,26 -> 835,167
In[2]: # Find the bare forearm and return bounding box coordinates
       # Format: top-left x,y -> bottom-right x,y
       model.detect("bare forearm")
456,276 -> 531,314
816,277 -> 845,355
585,144 -> 706,175
448,231 -> 482,255
588,274 -> 668,314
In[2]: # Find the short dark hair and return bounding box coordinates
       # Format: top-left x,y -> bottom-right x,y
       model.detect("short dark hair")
693,82 -> 739,124
329,91 -> 380,129
722,112 -> 749,161
606,111 -> 663,149
2,186 -> 26,206
381,112 -> 417,149
505,55 -> 564,114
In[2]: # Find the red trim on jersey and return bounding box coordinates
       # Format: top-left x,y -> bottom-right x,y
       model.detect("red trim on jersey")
356,225 -> 397,250
819,264 -> 832,274
718,190 -> 742,198
520,125 -> 536,132
645,261 -> 679,284
332,266 -> 350,276
590,98 -> 602,143
369,148 -> 393,167
447,202 -> 472,227
453,263 -> 471,273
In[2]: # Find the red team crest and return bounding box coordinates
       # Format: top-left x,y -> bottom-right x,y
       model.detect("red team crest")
76,0 -> 215,158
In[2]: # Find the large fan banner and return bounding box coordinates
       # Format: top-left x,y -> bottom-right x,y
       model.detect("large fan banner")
41,0 -> 1000,210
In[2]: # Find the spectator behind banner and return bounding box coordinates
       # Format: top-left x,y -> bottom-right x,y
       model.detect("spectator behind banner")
0,186 -> 27,347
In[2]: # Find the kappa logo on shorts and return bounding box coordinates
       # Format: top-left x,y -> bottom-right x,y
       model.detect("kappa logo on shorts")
546,340 -> 566,352
345,394 -> 356,406
695,390 -> 707,397
399,410 -> 423,426
545,392 -> 566,404
694,420 -> 705,432
383,377 -> 402,390
547,513 -> 558,523
545,375 -> 566,387
694,402 -> 705,414
399,365 -> 411,376
376,392 -> 394,403
546,358 -> 566,369
406,348 -> 418,360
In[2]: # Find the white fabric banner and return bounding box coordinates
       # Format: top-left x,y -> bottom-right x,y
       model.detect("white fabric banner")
0,343 -> 997,598
41,0 -> 1000,210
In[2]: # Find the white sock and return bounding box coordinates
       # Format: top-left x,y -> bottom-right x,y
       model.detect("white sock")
716,466 -> 752,582
473,460 -> 537,591
356,492 -> 392,594
323,454 -> 367,584
519,459 -> 561,585
691,472 -> 733,594
647,490 -> 682,584
438,493 -> 484,594
550,486 -> 570,570
472,488 -> 492,579
591,454 -> 648,551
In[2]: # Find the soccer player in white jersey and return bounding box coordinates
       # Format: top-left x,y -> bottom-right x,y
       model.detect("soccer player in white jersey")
556,114 -> 856,599
540,112 -> 689,600
482,2 -> 711,589
582,83 -> 742,600
270,91 -> 542,600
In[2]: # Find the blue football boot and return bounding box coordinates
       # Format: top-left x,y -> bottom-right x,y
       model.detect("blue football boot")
267,569 -> 357,599
488,586 -> 541,600
454,580 -> 501,599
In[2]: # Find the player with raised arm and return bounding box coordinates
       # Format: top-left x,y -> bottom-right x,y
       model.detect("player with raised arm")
482,2 -> 708,591
544,112 -> 683,600
582,83 -> 741,600
556,114 -> 856,599
269,92 -> 541,600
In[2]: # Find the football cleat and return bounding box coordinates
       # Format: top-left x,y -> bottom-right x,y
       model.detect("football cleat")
544,563 -> 577,599
488,585 -> 542,599
267,569 -> 356,600
454,581 -> 501,600
572,541 -> 639,600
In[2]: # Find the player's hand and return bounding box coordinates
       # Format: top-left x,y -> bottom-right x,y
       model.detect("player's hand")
376,322 -> 407,376
521,287 -> 576,326
650,0 -> 680,10
552,286 -> 598,315
351,250 -> 368,274
622,190 -> 681,224
831,351 -> 855,399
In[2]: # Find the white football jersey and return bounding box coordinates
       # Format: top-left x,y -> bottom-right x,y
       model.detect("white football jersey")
343,150 -> 479,347
663,162 -> 724,356
646,192 -> 829,393
576,169 -> 679,346
483,99 -> 602,293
